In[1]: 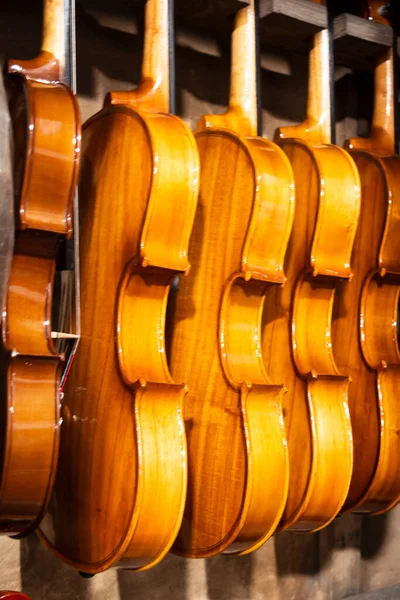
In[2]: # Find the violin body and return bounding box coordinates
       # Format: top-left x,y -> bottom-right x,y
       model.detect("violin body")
336,151 -> 400,513
267,137 -> 359,530
39,96 -> 199,572
170,125 -> 293,557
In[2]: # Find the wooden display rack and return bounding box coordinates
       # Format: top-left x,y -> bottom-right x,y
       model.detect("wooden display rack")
333,12 -> 393,71
259,0 -> 327,52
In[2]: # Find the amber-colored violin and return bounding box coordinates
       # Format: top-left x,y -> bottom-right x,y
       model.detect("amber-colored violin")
335,3 -> 400,514
39,0 -> 199,573
0,0 -> 80,536
272,20 -> 361,530
170,1 -> 293,557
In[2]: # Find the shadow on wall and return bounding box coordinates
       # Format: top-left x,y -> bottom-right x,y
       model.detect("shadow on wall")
15,510 -> 392,600
118,553 -> 188,600
117,550 -> 254,600
205,553 -> 253,600
0,0 -> 368,136
361,513 -> 389,560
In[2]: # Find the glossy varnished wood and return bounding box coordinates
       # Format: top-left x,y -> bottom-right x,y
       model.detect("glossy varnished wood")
6,73 -> 80,236
5,0 -> 80,353
0,0 -> 79,538
3,248 -> 58,357
336,44 -> 400,512
271,30 -> 360,531
0,350 -> 60,536
39,0 -> 199,573
171,4 -> 293,557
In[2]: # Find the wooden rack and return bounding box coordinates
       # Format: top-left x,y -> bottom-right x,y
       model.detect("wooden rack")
259,0 -> 326,52
333,12 -> 393,71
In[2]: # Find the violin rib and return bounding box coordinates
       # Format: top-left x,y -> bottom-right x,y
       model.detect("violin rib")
0,352 -> 61,535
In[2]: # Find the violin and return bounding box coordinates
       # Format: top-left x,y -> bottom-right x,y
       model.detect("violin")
335,5 -> 400,513
171,0 -> 293,557
272,25 -> 360,530
39,0 -> 199,573
0,0 -> 80,536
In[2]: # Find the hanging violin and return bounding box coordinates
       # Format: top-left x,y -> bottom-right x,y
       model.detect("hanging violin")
271,14 -> 360,531
171,0 -> 293,557
39,0 -> 199,573
0,0 -> 80,536
334,0 -> 400,514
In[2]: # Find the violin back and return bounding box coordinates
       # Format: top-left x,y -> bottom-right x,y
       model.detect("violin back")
335,151 -> 400,513
39,86 -> 200,570
170,124 -> 293,554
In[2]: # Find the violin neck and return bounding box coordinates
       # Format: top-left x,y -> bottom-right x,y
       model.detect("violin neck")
140,0 -> 173,112
274,26 -> 334,146
8,0 -> 75,85
371,49 -> 395,153
41,0 -> 66,81
109,0 -> 173,113
228,0 -> 260,135
345,49 -> 395,154
307,28 -> 334,144
198,0 -> 260,136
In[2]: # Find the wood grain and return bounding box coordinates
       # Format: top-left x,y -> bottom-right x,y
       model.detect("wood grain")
171,2 -> 293,557
337,154 -> 400,512
335,41 -> 400,513
0,351 -> 61,536
271,29 -> 360,531
0,0 -> 80,538
346,49 -> 394,154
6,74 -> 80,236
260,0 -> 327,53
8,0 -> 66,82
39,0 -> 200,573
275,30 -> 331,145
333,13 -> 393,70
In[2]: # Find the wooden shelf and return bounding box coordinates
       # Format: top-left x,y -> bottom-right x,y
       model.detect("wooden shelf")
260,0 -> 327,52
333,13 -> 393,71
176,0 -> 249,29
78,0 -> 249,32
